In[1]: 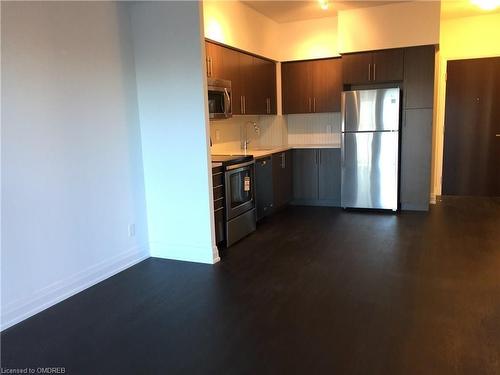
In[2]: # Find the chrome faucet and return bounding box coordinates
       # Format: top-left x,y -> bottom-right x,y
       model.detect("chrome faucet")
241,121 -> 260,152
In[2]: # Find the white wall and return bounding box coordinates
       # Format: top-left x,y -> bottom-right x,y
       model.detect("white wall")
279,16 -> 339,61
1,2 -> 149,330
203,1 -> 339,62
338,1 -> 440,53
203,0 -> 280,60
129,1 -> 218,264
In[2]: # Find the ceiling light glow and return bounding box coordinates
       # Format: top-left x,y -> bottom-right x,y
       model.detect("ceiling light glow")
471,0 -> 500,10
318,0 -> 329,10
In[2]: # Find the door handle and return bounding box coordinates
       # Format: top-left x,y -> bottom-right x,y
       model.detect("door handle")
240,96 -> 244,114
373,63 -> 376,81
309,98 -> 312,112
368,63 -> 371,81
496,134 -> 500,137
313,97 -> 316,113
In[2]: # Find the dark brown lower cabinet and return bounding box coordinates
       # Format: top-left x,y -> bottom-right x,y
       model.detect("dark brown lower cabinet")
255,156 -> 274,220
272,151 -> 293,210
212,166 -> 225,245
292,148 -> 341,206
400,109 -> 433,211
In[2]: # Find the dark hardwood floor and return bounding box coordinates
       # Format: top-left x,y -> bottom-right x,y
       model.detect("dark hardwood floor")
2,198 -> 500,374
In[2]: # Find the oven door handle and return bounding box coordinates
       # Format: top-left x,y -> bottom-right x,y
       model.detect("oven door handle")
226,160 -> 254,171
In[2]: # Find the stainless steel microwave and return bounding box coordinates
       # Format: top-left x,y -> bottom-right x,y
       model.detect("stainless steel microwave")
208,78 -> 232,120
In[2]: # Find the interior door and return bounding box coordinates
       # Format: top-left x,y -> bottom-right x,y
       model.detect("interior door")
443,57 -> 500,196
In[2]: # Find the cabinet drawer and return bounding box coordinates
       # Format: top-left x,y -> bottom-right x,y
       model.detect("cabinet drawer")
213,185 -> 224,200
212,171 -> 223,188
214,197 -> 224,211
214,208 -> 225,244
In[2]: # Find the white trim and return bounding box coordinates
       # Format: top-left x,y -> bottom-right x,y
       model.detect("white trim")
1,246 -> 149,331
149,242 -> 220,264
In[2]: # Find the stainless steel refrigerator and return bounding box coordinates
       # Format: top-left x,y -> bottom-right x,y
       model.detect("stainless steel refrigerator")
341,88 -> 401,211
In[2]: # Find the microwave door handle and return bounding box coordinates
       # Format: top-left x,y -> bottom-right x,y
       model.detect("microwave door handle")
224,88 -> 231,117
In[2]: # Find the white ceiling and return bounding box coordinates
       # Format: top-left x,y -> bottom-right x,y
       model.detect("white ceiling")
242,0 -> 400,23
441,0 -> 500,19
243,0 -> 500,23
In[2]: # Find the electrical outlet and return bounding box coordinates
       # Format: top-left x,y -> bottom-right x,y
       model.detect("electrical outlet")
215,129 -> 221,141
128,224 -> 135,237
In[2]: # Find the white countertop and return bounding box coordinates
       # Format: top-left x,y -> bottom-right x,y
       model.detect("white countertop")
211,143 -> 340,160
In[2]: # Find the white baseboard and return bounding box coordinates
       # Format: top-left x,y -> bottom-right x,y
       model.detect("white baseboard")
430,194 -> 437,204
149,241 -> 220,264
1,246 -> 149,331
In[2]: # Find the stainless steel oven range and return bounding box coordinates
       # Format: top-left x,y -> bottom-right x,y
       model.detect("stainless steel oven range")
211,155 -> 256,247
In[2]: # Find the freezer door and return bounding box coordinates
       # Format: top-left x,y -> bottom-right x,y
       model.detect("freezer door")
342,88 -> 400,132
341,131 -> 399,210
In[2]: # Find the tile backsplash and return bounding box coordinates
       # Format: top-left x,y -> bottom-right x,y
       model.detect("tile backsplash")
209,112 -> 341,154
210,115 -> 287,154
287,112 -> 341,145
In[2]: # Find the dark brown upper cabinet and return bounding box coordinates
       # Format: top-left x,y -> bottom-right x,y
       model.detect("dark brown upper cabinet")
342,49 -> 404,85
311,58 -> 342,113
205,41 -> 225,79
282,58 -> 342,114
205,40 -> 276,116
282,61 -> 312,114
403,45 -> 436,109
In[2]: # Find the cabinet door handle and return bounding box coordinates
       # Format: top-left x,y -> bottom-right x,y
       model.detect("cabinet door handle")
309,98 -> 312,112
373,63 -> 376,81
240,96 -> 244,114
313,98 -> 316,113
244,96 -> 246,114
281,153 -> 285,169
368,63 -> 371,81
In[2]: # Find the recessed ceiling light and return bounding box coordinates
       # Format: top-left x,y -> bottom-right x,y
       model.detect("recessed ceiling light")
471,0 -> 500,10
318,0 -> 329,10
